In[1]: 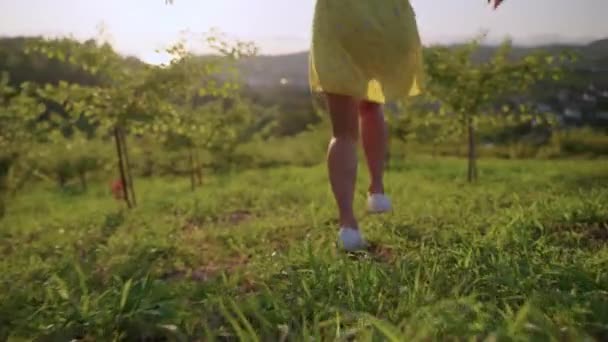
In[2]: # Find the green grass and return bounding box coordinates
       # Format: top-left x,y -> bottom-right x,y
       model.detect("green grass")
1,157 -> 607,341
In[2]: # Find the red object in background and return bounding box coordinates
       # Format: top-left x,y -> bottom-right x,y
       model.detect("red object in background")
111,179 -> 124,200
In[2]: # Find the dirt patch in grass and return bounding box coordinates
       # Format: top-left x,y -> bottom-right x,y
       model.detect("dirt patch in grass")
559,221 -> 607,240
161,254 -> 252,282
367,243 -> 399,263
182,209 -> 255,233
587,223 -> 608,241
225,210 -> 254,224
548,220 -> 608,247
0,240 -> 14,256
345,241 -> 398,264
237,274 -> 261,294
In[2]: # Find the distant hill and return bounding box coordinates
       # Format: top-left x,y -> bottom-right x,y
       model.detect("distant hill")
236,51 -> 310,89
0,36 -> 100,86
3,35 -> 606,91
2,35 -> 606,133
0,36 -> 145,87
584,38 -> 608,60
234,39 -> 608,90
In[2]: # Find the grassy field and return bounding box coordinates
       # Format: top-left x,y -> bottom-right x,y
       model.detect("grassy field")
1,157 -> 607,341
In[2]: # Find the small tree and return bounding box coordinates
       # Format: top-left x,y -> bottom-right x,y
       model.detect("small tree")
3,6 -> 258,210
424,36 -> 574,182
0,73 -> 48,217
386,95 -> 464,163
29,130 -> 109,191
27,37 -> 155,207
150,36 -> 257,189
27,30 -> 256,206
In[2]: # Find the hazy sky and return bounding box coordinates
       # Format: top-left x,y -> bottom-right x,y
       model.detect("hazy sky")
1,0 -> 606,64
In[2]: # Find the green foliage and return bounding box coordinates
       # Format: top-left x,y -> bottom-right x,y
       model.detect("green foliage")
27,38 -> 171,135
237,125 -> 330,168
558,128 -> 608,157
424,37 -> 574,118
25,32 -> 254,137
152,39 -> 260,170
1,159 -> 607,340
386,97 -> 463,149
0,37 -> 102,87
0,72 -> 48,156
14,31 -> 261,203
1,14 -> 606,340
0,72 -> 51,216
407,36 -> 578,181
29,133 -> 112,189
386,37 -> 577,171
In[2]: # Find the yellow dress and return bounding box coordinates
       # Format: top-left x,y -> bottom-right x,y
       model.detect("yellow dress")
309,0 -> 424,104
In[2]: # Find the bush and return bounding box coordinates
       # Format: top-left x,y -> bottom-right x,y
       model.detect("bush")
237,125 -> 329,168
0,155 -> 13,218
559,128 -> 608,157
22,137 -> 114,190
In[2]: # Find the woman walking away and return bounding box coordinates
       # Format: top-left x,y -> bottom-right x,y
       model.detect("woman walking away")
309,0 -> 505,251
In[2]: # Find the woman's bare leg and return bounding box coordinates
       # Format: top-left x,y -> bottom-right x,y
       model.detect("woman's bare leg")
359,100 -> 387,195
326,93 -> 359,229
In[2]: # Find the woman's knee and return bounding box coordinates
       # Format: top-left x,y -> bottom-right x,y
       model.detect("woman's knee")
359,100 -> 383,119
326,93 -> 359,140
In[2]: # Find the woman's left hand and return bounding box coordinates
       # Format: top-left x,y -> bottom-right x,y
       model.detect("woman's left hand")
488,0 -> 505,9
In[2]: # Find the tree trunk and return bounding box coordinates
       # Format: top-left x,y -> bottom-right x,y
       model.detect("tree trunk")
385,135 -> 392,171
467,118 -> 478,183
142,151 -> 154,177
10,164 -> 32,198
0,194 -> 4,219
188,147 -> 196,191
114,126 -> 132,208
0,156 -> 10,219
57,174 -> 66,188
79,171 -> 87,191
195,153 -> 203,187
119,127 -> 137,206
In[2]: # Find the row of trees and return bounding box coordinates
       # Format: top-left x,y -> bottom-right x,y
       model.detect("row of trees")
0,31 -> 577,217
1,31 -> 261,212
388,36 -> 577,181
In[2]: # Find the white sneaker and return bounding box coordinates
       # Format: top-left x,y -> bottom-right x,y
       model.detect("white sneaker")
367,193 -> 392,213
339,228 -> 367,251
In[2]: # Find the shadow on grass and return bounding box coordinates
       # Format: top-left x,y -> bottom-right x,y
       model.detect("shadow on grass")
553,172 -> 608,191
342,241 -> 398,264
546,220 -> 608,249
